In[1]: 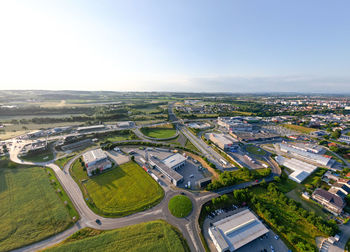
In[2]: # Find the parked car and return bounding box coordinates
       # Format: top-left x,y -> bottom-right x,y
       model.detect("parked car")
274,235 -> 279,240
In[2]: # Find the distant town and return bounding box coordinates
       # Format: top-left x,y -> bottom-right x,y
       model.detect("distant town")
1,91 -> 350,252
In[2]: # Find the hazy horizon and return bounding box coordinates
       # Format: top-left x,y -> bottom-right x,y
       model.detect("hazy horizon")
0,0 -> 349,93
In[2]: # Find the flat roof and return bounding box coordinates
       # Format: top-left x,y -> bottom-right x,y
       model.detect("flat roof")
210,209 -> 269,251
162,153 -> 186,169
83,149 -> 107,165
150,156 -> 183,182
77,125 -> 105,131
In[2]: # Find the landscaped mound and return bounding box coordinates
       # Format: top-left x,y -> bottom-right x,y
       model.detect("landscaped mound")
168,195 -> 193,218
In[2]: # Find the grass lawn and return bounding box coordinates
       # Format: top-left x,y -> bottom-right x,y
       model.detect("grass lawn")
282,124 -> 317,134
54,154 -> 75,169
245,144 -> 266,156
71,160 -> 164,217
21,148 -> 54,162
141,125 -> 177,139
100,131 -> 139,142
45,220 -> 190,252
0,159 -> 73,252
185,139 -> 200,153
168,195 -> 193,218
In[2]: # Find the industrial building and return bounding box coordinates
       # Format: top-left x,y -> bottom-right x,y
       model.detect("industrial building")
187,122 -> 211,130
117,121 -> 133,128
77,125 -> 106,133
149,153 -> 186,186
209,209 -> 269,252
83,149 -> 112,176
208,133 -> 237,150
279,143 -> 333,167
217,117 -> 253,132
229,131 -> 280,142
312,188 -> 345,215
275,155 -> 317,183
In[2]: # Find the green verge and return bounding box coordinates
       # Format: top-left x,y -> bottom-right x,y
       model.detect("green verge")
71,160 -> 164,217
54,154 -> 75,169
45,168 -> 79,220
245,144 -> 267,156
0,159 -> 73,251
168,195 -> 193,218
44,220 -> 190,252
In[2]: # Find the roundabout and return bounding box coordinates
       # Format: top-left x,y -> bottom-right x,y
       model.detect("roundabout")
168,195 -> 193,218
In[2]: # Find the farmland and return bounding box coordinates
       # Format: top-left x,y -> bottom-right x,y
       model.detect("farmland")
0,159 -> 72,252
71,160 -> 164,217
45,220 -> 190,252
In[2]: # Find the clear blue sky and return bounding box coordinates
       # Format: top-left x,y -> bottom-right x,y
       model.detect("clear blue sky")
0,0 -> 349,93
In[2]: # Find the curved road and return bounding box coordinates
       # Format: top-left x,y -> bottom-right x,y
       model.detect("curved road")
9,144 -> 215,252
9,134 -> 280,252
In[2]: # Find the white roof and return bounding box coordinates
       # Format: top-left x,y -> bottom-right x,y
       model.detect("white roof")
209,209 -> 269,251
209,133 -> 235,145
162,153 -> 186,169
83,149 -> 107,165
275,155 -> 317,183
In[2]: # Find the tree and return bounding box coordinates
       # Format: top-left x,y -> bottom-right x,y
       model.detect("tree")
331,129 -> 341,139
273,176 -> 281,183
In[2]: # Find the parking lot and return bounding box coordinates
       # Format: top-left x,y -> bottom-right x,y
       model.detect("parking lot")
176,156 -> 210,189
203,207 -> 288,252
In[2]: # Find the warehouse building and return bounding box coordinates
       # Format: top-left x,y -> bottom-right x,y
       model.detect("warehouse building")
149,153 -> 186,186
77,125 -> 105,133
279,143 -> 332,167
83,149 -> 112,176
208,133 -> 237,150
275,155 -> 317,183
217,117 -> 253,132
209,209 -> 269,252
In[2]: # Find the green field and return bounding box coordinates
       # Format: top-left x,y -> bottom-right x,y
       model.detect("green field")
21,148 -> 54,162
282,124 -> 317,134
245,145 -> 266,156
71,160 -> 164,217
141,126 -> 177,139
0,159 -> 73,251
168,195 -> 193,218
45,220 -> 190,252
99,131 -> 139,142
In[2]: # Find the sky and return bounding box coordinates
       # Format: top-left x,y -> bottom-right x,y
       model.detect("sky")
0,0 -> 349,93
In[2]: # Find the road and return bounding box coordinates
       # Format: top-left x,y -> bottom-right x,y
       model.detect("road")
7,108 -> 281,252
9,141 -> 214,252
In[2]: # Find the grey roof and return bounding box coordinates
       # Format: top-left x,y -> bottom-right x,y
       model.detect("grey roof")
210,209 -> 269,251
150,156 -> 183,182
162,153 -> 186,169
279,143 -> 331,166
313,188 -> 345,209
333,183 -> 350,194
